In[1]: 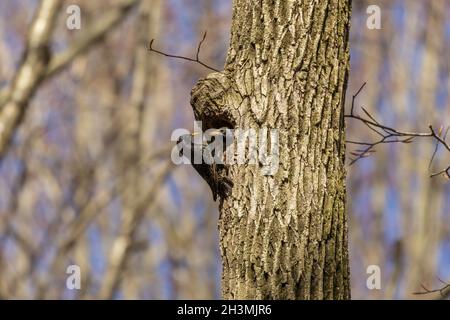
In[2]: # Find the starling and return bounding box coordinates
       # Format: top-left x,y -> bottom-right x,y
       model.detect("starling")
177,128 -> 234,201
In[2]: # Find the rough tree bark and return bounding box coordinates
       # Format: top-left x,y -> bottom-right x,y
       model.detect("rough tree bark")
191,0 -> 351,299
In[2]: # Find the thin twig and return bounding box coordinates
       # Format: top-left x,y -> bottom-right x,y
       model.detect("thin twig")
413,280 -> 450,299
148,31 -> 220,72
429,127 -> 449,170
430,166 -> 450,178
346,82 -> 450,179
351,82 -> 367,115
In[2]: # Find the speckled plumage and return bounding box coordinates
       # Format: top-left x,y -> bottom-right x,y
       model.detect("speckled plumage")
177,129 -> 233,201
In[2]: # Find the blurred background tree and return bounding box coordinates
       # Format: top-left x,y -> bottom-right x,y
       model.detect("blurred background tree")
0,0 -> 449,299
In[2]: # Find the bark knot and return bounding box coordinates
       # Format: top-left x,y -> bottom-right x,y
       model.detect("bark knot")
190,72 -> 237,130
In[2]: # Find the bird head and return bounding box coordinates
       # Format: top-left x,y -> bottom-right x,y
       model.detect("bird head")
204,127 -> 234,146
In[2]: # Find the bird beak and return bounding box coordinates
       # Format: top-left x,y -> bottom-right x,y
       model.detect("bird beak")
207,129 -> 223,136
191,131 -> 203,143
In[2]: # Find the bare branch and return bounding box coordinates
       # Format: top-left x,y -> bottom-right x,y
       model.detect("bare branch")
429,126 -> 449,170
346,83 -> 450,179
0,0 -> 62,158
148,32 -> 220,72
47,0 -> 139,77
0,0 -> 139,160
350,82 -> 367,115
98,162 -> 173,299
413,280 -> 450,300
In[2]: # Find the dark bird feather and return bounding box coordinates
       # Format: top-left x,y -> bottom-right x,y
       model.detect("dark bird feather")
177,129 -> 233,201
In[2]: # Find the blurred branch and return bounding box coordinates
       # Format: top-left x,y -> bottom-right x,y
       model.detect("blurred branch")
148,31 -> 220,72
38,146 -> 171,298
99,2 -> 169,297
0,0 -> 139,160
47,0 -> 139,77
99,162 -> 173,299
346,82 -> 450,179
57,147 -> 171,252
0,0 -> 62,158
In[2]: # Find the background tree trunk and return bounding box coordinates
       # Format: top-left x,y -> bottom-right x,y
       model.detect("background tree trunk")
191,0 -> 352,299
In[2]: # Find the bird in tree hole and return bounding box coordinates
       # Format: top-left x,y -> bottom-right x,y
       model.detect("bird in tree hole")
177,128 -> 234,201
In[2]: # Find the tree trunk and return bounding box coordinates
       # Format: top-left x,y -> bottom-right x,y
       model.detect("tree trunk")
191,0 -> 351,299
